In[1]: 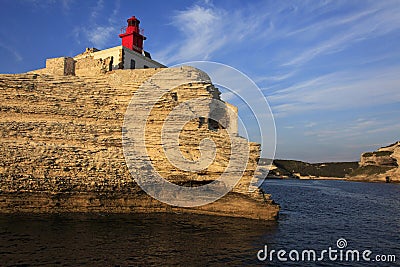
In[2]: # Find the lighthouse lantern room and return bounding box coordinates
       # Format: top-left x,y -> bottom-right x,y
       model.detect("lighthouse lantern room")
119,16 -> 146,54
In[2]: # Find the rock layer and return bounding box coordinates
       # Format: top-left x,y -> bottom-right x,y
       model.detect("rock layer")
0,67 -> 279,220
349,141 -> 400,182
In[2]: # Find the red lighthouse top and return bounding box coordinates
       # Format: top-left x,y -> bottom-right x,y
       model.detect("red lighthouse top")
119,16 -> 146,54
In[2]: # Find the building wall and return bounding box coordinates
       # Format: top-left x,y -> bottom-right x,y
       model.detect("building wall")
33,45 -> 165,77
75,46 -> 165,70
45,57 -> 75,76
75,56 -> 113,76
91,46 -> 123,70
122,47 -> 165,69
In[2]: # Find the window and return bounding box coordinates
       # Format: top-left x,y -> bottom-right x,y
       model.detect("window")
208,118 -> 224,131
143,65 -> 149,69
109,56 -> 113,71
130,59 -> 135,69
198,117 -> 205,128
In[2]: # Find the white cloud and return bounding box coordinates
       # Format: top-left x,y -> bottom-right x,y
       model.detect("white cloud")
154,1 -> 400,67
255,70 -> 297,83
90,0 -> 104,21
280,1 -> 400,66
302,117 -> 400,145
154,4 -> 269,64
154,5 -> 225,64
86,26 -> 116,48
267,65 -> 400,117
72,1 -> 120,49
61,0 -> 73,12
26,0 -> 73,13
284,126 -> 295,129
305,122 -> 317,128
0,42 -> 22,62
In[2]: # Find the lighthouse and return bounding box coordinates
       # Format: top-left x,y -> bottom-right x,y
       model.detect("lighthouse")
73,15 -> 165,70
119,16 -> 146,54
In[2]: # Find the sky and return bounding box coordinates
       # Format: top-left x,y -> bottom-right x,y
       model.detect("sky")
1,0 -> 400,162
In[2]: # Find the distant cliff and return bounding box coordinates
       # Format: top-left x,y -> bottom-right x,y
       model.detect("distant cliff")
260,141 -> 400,183
348,141 -> 399,182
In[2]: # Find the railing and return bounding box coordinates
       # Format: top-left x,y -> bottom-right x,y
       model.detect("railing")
120,26 -> 145,35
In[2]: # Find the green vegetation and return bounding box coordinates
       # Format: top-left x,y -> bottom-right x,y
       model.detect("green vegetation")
261,159 -> 359,178
260,141 -> 399,179
348,165 -> 395,176
362,151 -> 393,157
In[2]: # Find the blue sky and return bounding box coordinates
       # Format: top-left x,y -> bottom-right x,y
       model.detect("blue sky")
1,0 -> 400,162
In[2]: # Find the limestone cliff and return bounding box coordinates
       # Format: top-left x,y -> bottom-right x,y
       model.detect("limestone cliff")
0,63 -> 278,220
348,141 -> 400,182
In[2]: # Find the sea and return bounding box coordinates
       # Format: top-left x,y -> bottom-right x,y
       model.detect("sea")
1,179 -> 399,266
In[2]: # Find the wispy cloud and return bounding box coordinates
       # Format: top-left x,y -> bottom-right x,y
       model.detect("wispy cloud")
255,70 -> 297,83
305,122 -> 317,128
267,65 -> 400,117
90,0 -> 104,21
279,1 -> 400,66
0,41 -> 22,62
304,118 -> 376,140
154,3 -> 270,64
158,1 -> 400,161
85,26 -> 116,48
303,117 -> 400,145
61,0 -> 73,11
72,0 -> 120,49
154,5 -> 226,64
27,0 -> 73,13
159,1 -> 400,80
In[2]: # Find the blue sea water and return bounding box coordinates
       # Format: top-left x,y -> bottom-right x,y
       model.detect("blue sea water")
0,180 -> 399,266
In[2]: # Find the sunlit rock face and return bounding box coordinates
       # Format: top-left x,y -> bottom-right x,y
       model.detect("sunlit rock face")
350,142 -> 400,182
0,63 -> 279,220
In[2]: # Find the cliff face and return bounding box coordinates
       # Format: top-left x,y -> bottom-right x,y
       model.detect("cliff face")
0,66 -> 278,220
349,142 -> 400,182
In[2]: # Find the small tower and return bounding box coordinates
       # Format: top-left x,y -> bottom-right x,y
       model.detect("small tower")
119,16 -> 146,54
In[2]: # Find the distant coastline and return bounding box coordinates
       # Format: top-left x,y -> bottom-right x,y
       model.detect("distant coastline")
260,141 -> 400,183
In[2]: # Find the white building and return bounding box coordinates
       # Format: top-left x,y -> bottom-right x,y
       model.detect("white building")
74,16 -> 165,70
74,46 -> 165,70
